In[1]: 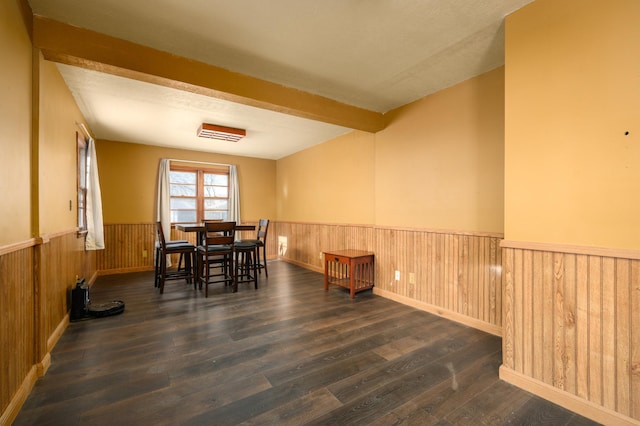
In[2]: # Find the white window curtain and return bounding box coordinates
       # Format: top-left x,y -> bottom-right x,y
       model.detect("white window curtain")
85,137 -> 105,250
157,159 -> 172,243
157,158 -> 172,266
228,164 -> 241,224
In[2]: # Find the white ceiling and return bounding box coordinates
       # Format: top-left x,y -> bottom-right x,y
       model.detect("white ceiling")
29,0 -> 533,160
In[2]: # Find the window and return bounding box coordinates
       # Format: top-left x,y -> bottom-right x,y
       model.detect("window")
77,132 -> 88,235
169,166 -> 229,224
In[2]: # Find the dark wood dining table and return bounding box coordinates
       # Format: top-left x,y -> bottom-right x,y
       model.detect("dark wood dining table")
174,223 -> 257,282
175,223 -> 256,244
175,223 -> 255,234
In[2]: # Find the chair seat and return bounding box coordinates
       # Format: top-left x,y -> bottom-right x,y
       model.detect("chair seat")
165,243 -> 196,252
197,244 -> 233,253
235,241 -> 258,248
239,239 -> 263,246
156,240 -> 188,248
167,240 -> 189,245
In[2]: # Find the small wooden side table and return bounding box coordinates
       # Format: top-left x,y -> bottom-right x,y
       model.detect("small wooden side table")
323,249 -> 375,299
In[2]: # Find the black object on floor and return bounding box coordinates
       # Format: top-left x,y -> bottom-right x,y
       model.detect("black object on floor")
70,277 -> 125,321
88,300 -> 125,318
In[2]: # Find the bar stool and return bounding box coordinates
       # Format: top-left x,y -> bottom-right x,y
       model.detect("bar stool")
239,219 -> 269,278
154,244 -> 188,288
154,221 -> 189,287
197,221 -> 236,297
234,239 -> 258,289
156,222 -> 196,294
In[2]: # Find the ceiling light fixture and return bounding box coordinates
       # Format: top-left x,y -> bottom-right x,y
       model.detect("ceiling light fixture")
197,123 -> 246,142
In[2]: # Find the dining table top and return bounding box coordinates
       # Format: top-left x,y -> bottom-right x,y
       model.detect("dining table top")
175,223 -> 255,232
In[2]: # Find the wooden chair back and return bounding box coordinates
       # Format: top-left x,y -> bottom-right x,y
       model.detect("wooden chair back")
156,221 -> 168,250
203,221 -> 236,248
256,219 -> 269,243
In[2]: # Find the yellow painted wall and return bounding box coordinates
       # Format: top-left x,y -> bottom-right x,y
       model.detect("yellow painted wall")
376,67 -> 505,233
38,57 -> 88,234
276,130 -> 375,223
505,0 -> 640,250
0,0 -> 32,244
96,140 -> 276,223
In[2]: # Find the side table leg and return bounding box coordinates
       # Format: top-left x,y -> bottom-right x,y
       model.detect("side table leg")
324,257 -> 329,291
350,260 -> 355,299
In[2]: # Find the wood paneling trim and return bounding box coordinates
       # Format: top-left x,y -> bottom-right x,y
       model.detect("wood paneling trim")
281,258 -> 323,274
46,314 -> 69,354
0,238 -> 38,256
278,220 -> 504,238
500,366 -> 640,426
375,224 -> 504,238
40,228 -> 80,240
0,366 -> 37,426
36,353 -> 51,378
502,245 -> 640,423
251,220 -> 374,228
501,239 -> 640,260
97,265 -> 154,276
374,287 -> 501,336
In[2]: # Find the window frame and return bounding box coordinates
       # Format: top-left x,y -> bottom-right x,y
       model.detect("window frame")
169,164 -> 230,224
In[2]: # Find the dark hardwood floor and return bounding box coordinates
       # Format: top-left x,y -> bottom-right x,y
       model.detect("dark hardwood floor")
14,261 -> 599,425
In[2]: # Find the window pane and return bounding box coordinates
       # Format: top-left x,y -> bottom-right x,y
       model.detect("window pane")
205,199 -> 228,210
204,173 -> 228,185
170,198 -> 196,209
170,184 -> 196,196
78,189 -> 86,228
171,210 -> 197,223
170,171 -> 196,184
169,166 -> 230,224
204,211 -> 227,220
204,186 -> 228,197
78,147 -> 87,187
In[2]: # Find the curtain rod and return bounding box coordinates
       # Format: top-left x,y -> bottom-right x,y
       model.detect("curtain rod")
166,158 -> 232,168
75,122 -> 93,140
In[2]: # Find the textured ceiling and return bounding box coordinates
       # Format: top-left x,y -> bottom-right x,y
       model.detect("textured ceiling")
28,0 -> 533,159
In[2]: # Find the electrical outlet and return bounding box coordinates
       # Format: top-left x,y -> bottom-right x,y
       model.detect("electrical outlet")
395,270 -> 400,281
319,251 -> 323,260
409,272 -> 415,284
142,249 -> 148,258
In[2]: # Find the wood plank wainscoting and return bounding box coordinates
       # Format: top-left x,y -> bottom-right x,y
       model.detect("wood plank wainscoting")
0,230 -> 96,425
0,242 -> 35,426
374,227 -> 502,336
96,223 -> 156,274
274,221 -> 503,336
501,240 -> 640,425
97,222 -> 279,275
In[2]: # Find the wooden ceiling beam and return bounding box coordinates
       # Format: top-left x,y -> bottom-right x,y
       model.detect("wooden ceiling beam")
32,16 -> 385,133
